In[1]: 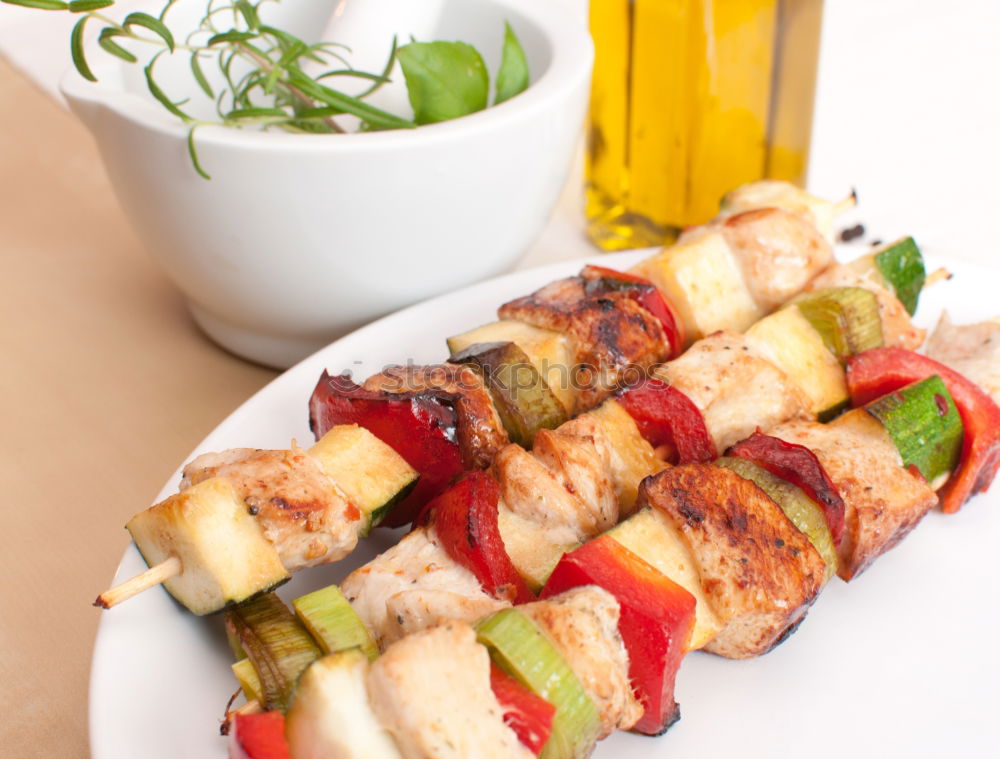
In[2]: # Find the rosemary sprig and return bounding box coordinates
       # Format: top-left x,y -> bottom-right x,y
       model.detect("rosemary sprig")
3,0 -> 531,178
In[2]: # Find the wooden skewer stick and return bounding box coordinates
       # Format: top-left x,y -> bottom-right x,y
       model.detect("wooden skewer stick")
832,187 -> 859,217
923,266 -> 953,290
94,555 -> 182,609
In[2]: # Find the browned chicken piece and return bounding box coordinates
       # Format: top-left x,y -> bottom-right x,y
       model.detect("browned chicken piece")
924,312 -> 1000,403
808,265 -> 925,350
492,434 -> 618,543
716,207 -> 834,312
519,587 -> 643,737
498,277 -> 669,412
566,294 -> 669,411
768,410 -> 938,581
181,447 -> 363,573
495,275 -> 587,335
341,525 -> 508,649
367,622 -> 533,759
655,330 -> 812,453
362,363 -> 508,470
638,464 -> 825,659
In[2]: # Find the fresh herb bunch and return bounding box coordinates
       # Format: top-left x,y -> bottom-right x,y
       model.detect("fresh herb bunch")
2,0 -> 530,177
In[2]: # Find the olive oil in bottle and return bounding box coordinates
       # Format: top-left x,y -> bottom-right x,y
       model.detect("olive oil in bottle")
586,0 -> 824,251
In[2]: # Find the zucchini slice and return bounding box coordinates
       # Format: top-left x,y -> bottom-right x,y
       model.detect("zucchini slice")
309,424 -> 419,533
451,341 -> 568,446
864,375 -> 963,486
286,649 -> 403,759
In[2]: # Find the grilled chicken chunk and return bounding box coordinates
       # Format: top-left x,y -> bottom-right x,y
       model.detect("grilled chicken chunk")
808,265 -> 925,350
768,411 -> 938,581
368,622 -> 533,759
924,312 -> 1000,403
499,277 -> 669,412
638,465 -> 825,659
655,330 -> 811,453
181,447 -> 363,573
363,363 -> 508,469
520,587 -> 643,737
341,526 -> 508,649
715,207 -> 835,312
383,590 -> 509,647
492,428 -> 620,543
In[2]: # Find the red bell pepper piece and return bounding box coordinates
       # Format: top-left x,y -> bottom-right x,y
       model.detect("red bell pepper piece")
309,371 -> 463,527
489,663 -> 556,755
426,470 -> 534,604
846,347 -> 1000,513
581,265 -> 686,358
541,535 -> 696,735
727,430 -> 846,546
228,712 -> 291,759
615,378 -> 716,464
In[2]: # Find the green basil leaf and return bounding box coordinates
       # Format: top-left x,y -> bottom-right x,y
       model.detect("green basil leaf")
124,11 -> 175,52
396,41 -> 488,125
98,27 -> 138,63
1,0 -> 69,9
70,15 -> 96,81
494,21 -> 529,105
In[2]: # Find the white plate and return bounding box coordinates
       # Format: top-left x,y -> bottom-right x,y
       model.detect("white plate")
90,250 -> 1000,759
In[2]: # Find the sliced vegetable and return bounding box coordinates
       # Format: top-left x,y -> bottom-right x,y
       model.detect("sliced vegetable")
309,371 -> 463,526
490,663 -> 556,755
125,477 -> 289,616
607,507 -> 723,651
450,341 -> 567,446
476,608 -> 601,759
308,424 -> 419,534
292,584 -> 378,662
862,375 -> 963,486
615,378 -> 716,463
744,305 -> 848,419
580,265 -> 686,357
285,650 -> 403,759
496,505 -> 576,592
426,470 -> 533,604
847,347 -> 1000,512
726,430 -> 846,547
827,238 -> 926,316
716,456 -> 838,581
232,658 -> 263,705
447,320 -> 575,415
225,593 -> 322,713
541,535 -> 696,735
629,231 -> 764,342
229,711 -> 292,759
588,398 -> 665,514
873,237 -> 926,316
794,287 -> 883,363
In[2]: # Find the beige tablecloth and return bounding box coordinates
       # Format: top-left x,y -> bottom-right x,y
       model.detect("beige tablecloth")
0,56 -> 278,758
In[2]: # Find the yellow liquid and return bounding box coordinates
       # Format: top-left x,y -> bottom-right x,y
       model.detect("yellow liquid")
586,0 -> 824,251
